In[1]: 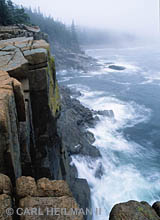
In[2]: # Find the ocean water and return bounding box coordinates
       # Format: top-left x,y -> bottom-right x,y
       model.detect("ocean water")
57,45 -> 160,219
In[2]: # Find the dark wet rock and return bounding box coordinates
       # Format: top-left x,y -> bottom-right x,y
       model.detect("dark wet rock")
57,86 -> 99,219
95,162 -> 104,179
108,65 -> 126,71
71,178 -> 92,220
84,131 -> 95,144
152,201 -> 160,217
69,87 -> 82,99
70,178 -> 92,220
0,194 -> 13,220
96,110 -> 114,118
69,144 -> 83,155
57,86 -> 101,158
109,200 -> 160,220
52,43 -> 100,71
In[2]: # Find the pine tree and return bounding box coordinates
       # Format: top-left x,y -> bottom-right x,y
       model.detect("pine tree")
14,7 -> 29,24
0,0 -> 9,25
7,0 -> 15,24
71,20 -> 80,52
0,0 -> 29,25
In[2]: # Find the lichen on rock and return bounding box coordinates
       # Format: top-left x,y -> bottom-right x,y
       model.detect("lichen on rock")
47,49 -> 61,118
109,200 -> 160,220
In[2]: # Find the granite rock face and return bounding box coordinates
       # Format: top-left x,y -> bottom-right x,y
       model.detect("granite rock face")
16,176 -> 83,220
36,178 -> 72,197
16,176 -> 72,198
0,174 -> 12,195
0,25 -> 48,41
0,194 -> 13,220
0,174 -> 13,220
0,174 -> 83,220
16,176 -> 37,198
109,200 -> 160,220
0,70 -> 23,181
19,196 -> 83,220
0,30 -> 62,181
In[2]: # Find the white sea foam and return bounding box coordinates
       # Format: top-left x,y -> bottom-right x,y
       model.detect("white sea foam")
69,84 -> 159,219
142,72 -> 160,84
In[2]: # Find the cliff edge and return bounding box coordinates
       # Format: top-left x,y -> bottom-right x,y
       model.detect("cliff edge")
0,26 -> 91,220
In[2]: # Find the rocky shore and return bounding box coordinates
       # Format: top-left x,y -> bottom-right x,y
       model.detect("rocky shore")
57,86 -> 101,158
53,48 -> 100,72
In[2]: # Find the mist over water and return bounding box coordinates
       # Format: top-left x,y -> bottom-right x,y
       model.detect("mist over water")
13,0 -> 159,41
58,44 -> 160,219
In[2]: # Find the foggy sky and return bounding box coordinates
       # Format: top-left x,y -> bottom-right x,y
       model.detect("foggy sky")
13,0 -> 159,36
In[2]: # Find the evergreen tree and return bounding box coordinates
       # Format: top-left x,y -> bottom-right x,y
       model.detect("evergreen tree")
7,0 -> 15,24
25,8 -> 81,53
0,0 -> 9,25
14,7 -> 29,24
0,0 -> 29,25
71,20 -> 80,52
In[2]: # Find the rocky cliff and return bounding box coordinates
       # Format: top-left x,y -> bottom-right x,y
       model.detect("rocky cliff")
1,25 -> 159,220
0,25 -> 91,220
0,31 -> 61,181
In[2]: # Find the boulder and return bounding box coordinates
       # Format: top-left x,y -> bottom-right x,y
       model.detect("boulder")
0,36 -> 50,80
96,110 -> 114,118
1,48 -> 28,79
109,200 -> 160,220
16,176 -> 73,198
0,174 -> 12,195
152,201 -> 160,217
94,162 -> 104,179
16,176 -> 37,198
108,65 -> 126,71
37,178 -> 72,197
19,196 -> 83,220
24,48 -> 47,66
0,194 -> 13,220
17,24 -> 40,33
32,40 -> 49,50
